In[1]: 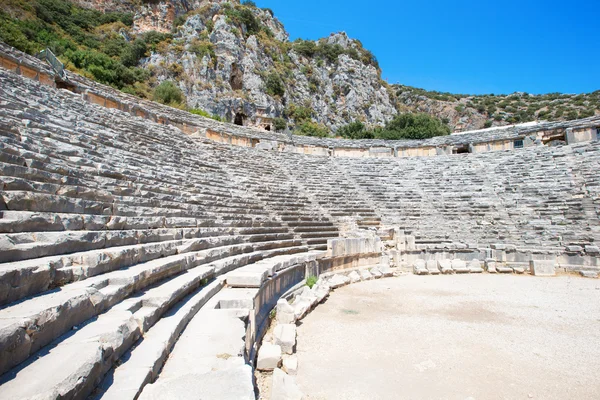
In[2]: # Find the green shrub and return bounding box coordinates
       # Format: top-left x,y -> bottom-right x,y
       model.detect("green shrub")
337,121 -> 374,139
224,5 -> 260,36
189,39 -> 215,61
371,113 -> 450,140
153,81 -> 185,106
189,108 -> 222,121
306,276 -> 318,289
294,121 -> 329,137
292,39 -> 317,58
264,73 -> 285,97
273,117 -> 287,132
285,103 -> 312,122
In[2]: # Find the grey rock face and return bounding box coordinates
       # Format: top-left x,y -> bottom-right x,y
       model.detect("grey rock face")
141,3 -> 396,133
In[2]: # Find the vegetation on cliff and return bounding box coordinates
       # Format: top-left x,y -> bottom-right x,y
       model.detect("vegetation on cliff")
337,113 -> 451,140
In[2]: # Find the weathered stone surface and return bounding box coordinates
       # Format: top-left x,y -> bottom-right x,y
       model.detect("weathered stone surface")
468,260 -> 484,273
138,365 -> 255,400
271,368 -> 303,400
438,260 -> 453,274
328,274 -> 351,289
426,260 -> 440,274
276,299 -> 296,324
579,270 -> 599,278
348,271 -> 361,283
530,260 -> 556,276
257,343 -> 282,371
282,355 -> 298,376
452,260 -> 470,273
413,259 -> 428,275
274,324 -> 296,355
359,269 -> 373,280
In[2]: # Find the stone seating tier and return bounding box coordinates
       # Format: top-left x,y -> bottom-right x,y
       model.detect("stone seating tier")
1,50 -> 600,400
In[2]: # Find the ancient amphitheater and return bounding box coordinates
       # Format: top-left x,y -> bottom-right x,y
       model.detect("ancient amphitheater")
0,42 -> 599,400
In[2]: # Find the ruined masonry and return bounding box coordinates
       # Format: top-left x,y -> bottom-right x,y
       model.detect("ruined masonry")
0,43 -> 599,400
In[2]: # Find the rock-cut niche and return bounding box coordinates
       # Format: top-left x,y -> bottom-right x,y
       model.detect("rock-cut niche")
230,63 -> 243,91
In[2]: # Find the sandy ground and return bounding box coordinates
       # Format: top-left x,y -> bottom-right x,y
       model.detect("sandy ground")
295,274 -> 600,400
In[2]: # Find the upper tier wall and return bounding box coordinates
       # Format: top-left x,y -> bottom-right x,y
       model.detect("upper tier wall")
1,42 -> 599,158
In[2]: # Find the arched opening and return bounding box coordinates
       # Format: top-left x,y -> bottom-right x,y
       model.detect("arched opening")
234,113 -> 245,126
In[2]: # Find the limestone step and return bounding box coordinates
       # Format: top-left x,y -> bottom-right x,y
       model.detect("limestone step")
0,240 -> 305,375
94,279 -> 225,400
137,309 -> 253,400
0,264 -> 216,400
225,251 -> 324,288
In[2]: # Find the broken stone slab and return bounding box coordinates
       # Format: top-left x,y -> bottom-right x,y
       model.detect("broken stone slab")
359,269 -> 373,280
579,270 -> 599,278
312,284 -> 330,303
378,261 -> 394,276
274,324 -> 296,355
327,274 -> 350,289
282,354 -> 298,375
348,271 -> 361,283
271,368 -> 303,400
513,266 -> 526,274
529,260 -> 556,276
276,299 -> 296,324
257,343 -> 282,371
370,267 -> 383,278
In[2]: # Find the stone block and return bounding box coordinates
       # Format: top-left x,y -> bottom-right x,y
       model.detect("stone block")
438,260 -> 453,274
257,343 -> 282,371
282,355 -> 298,375
529,260 -> 556,276
426,260 -> 440,274
276,299 -> 295,325
585,246 -> 600,255
274,324 -> 296,355
359,269 -> 373,280
328,274 -> 350,289
451,259 -> 469,273
413,259 -> 428,275
348,271 -> 361,283
485,259 -> 497,273
468,260 -> 483,273
271,368 -> 303,400
579,271 -> 599,279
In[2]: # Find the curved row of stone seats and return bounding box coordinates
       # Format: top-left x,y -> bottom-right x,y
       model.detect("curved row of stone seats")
334,142 -> 600,250
0,68 -> 330,399
202,141 -> 343,250
279,155 -> 382,228
95,251 -> 323,400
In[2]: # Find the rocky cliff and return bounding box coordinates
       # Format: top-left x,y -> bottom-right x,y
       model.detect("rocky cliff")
73,0 -> 397,132
395,84 -> 600,132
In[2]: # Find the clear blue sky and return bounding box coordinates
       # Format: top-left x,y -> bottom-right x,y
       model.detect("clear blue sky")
255,0 -> 599,95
